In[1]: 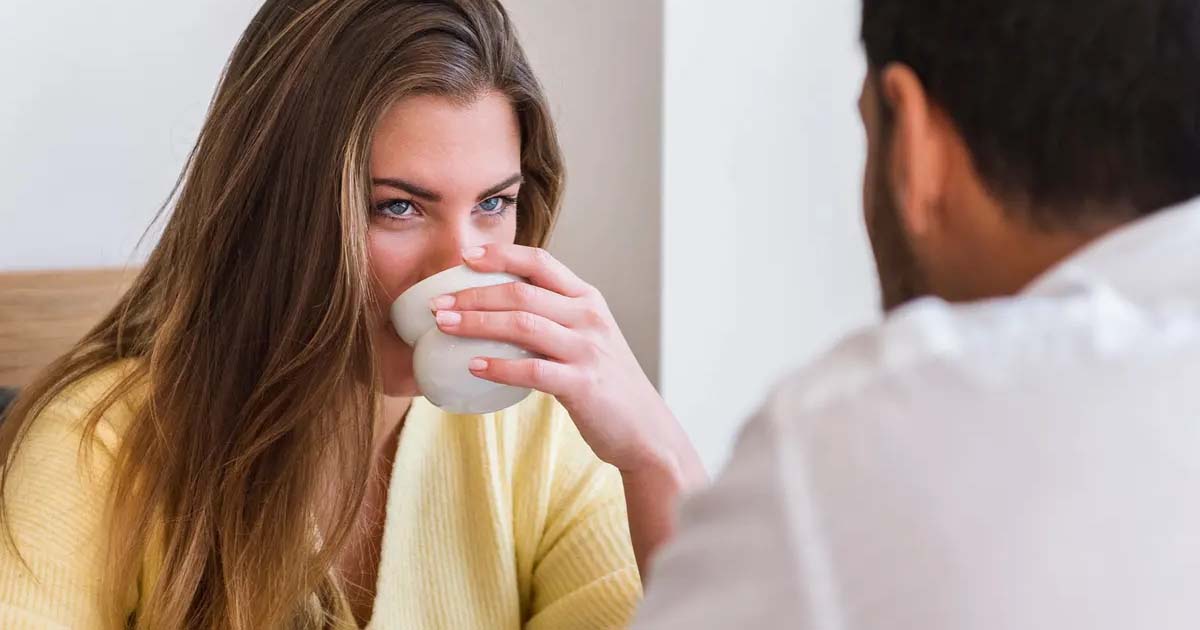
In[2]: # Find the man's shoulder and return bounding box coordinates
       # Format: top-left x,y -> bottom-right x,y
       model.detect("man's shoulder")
765,297 -> 1009,414
764,288 -> 1199,423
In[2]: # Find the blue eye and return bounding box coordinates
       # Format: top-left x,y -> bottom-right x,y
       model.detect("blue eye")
477,196 -> 514,215
478,197 -> 503,213
377,199 -> 416,218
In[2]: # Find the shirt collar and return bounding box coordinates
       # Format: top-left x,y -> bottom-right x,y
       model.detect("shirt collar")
1024,195 -> 1200,303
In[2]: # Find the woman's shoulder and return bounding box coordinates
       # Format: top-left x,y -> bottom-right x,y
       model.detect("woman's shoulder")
21,360 -> 144,460
0,361 -> 146,627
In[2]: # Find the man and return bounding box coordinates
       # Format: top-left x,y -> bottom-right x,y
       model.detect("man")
635,0 -> 1200,628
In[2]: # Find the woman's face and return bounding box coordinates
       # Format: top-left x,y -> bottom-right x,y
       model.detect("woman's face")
368,92 -> 522,396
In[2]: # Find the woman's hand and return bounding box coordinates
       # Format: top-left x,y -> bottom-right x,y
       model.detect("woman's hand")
430,244 -> 707,575
431,244 -> 688,474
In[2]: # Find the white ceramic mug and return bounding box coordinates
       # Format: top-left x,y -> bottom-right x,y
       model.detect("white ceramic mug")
390,265 -> 534,414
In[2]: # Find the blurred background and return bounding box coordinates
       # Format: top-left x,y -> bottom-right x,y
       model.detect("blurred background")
0,0 -> 877,472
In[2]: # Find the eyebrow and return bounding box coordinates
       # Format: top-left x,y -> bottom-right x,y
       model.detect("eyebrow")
372,173 -> 524,203
371,178 -> 442,202
477,173 -> 524,200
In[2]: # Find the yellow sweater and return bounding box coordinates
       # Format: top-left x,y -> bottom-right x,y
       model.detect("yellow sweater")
0,364 -> 641,629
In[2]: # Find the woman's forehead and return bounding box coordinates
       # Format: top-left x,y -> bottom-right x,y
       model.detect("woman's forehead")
370,92 -> 521,197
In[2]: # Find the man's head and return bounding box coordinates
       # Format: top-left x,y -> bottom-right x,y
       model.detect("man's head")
859,0 -> 1200,310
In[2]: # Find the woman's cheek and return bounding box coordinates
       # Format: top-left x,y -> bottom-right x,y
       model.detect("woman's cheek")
367,229 -> 424,307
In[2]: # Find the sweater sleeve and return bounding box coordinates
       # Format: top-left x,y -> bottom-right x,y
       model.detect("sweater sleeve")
0,384 -> 128,630
519,398 -> 642,630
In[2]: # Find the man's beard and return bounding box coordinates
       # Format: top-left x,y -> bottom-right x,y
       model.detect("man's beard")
864,133 -> 930,312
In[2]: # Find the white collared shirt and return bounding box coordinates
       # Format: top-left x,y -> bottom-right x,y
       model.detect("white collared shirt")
635,196 -> 1200,630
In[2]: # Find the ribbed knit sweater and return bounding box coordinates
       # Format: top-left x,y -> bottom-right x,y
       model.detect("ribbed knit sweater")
0,363 -> 641,628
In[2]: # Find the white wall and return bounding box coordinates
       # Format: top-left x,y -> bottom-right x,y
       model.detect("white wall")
504,0 -> 665,385
660,0 -> 880,471
0,0 -> 259,270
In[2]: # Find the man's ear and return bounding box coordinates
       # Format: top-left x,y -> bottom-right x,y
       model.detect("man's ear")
880,63 -> 949,239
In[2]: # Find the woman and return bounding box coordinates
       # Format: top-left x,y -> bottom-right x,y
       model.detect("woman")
0,1 -> 704,628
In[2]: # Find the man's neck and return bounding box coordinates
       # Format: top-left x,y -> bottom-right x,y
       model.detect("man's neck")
993,225 -> 1112,296
945,200 -> 1125,302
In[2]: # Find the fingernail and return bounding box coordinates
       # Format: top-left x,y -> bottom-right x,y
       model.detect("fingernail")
435,311 -> 462,327
469,358 -> 489,372
430,295 -> 456,310
462,246 -> 486,260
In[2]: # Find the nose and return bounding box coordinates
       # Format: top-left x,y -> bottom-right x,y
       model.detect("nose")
421,219 -> 487,279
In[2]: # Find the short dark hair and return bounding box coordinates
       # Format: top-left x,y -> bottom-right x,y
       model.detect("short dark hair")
862,0 -> 1200,226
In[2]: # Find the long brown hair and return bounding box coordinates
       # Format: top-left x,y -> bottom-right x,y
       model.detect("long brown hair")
0,1 -> 563,627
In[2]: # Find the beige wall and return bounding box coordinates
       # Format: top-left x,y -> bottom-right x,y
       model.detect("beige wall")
504,1 -> 879,473
504,1 -> 665,385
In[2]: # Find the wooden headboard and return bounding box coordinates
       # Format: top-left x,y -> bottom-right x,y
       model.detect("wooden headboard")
0,269 -> 136,388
